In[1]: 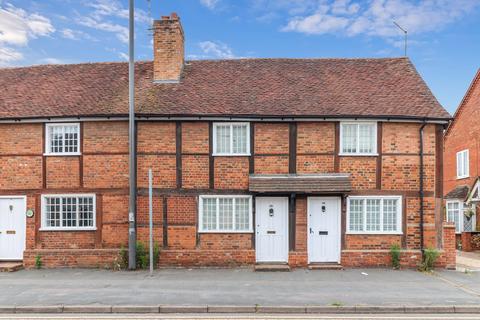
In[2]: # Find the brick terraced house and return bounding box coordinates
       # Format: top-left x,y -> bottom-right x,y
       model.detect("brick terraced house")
0,13 -> 456,269
444,69 -> 480,247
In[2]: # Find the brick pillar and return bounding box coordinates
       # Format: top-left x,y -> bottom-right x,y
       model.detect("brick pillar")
442,222 -> 456,269
461,232 -> 473,252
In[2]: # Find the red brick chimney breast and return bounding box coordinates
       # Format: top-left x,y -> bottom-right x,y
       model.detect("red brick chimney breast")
153,12 -> 184,83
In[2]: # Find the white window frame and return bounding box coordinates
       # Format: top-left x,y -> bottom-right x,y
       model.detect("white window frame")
212,122 -> 250,156
198,195 -> 253,233
446,200 -> 476,234
339,121 -> 378,156
40,194 -> 96,231
456,149 -> 469,179
346,195 -> 403,234
45,123 -> 81,156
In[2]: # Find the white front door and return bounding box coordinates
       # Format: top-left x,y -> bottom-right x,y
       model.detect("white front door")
0,197 -> 26,260
308,197 -> 341,263
256,197 -> 289,263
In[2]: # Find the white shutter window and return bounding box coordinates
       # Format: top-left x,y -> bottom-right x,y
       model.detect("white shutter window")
340,122 -> 377,155
347,196 -> 402,234
456,150 -> 469,179
213,123 -> 250,156
45,123 -> 80,155
199,196 -> 252,233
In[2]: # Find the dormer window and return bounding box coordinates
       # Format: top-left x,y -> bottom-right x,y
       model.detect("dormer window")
45,123 -> 80,156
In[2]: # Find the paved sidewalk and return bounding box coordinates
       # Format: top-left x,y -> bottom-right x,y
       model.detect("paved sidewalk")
457,251 -> 480,271
0,268 -> 479,307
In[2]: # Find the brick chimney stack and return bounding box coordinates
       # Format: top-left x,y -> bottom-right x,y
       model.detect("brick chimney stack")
153,13 -> 184,83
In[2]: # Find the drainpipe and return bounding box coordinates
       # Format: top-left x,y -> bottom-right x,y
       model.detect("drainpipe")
419,121 -> 427,261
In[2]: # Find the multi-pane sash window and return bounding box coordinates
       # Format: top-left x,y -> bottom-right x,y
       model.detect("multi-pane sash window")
340,122 -> 377,155
446,201 -> 476,233
347,196 -> 402,234
41,194 -> 95,230
456,150 -> 469,179
213,123 -> 250,155
199,196 -> 252,232
45,123 -> 80,155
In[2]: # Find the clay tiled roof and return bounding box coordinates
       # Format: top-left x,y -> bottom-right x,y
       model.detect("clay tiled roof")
445,185 -> 470,200
249,173 -> 352,194
0,58 -> 450,120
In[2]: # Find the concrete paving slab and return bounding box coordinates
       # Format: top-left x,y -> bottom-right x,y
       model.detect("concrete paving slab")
160,305 -> 208,313
14,306 -> 63,313
207,306 -> 256,313
256,306 -> 306,313
112,305 -> 160,313
63,305 -> 112,313
0,307 -> 15,314
404,306 -> 455,313
355,306 -> 405,313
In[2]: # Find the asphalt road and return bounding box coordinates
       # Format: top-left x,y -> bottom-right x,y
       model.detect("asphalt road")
0,268 -> 479,306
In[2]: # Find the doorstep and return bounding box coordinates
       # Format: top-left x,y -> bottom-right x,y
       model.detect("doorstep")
0,261 -> 23,272
254,263 -> 291,272
308,262 -> 343,270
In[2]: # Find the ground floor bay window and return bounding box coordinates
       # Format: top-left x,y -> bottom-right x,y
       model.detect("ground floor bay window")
446,200 -> 476,234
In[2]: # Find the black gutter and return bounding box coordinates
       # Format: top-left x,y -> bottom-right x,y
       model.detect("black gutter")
419,122 -> 427,260
0,114 -> 452,122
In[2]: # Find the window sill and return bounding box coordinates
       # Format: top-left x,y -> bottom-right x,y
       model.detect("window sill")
339,153 -> 379,157
456,176 -> 469,180
346,232 -> 403,235
43,153 -> 81,157
39,227 -> 97,232
212,153 -> 251,157
198,230 -> 253,234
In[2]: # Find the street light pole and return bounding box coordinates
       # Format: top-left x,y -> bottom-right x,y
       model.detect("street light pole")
128,0 -> 137,270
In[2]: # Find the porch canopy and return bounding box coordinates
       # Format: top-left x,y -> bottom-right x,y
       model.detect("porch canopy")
249,173 -> 352,194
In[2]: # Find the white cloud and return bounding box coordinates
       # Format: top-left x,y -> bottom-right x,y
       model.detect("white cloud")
0,47 -> 23,64
189,41 -> 240,59
86,0 -> 151,24
0,3 -> 55,65
39,57 -> 65,64
76,16 -> 128,43
200,0 -> 220,10
118,52 -> 129,60
278,0 -> 480,39
76,0 -> 151,45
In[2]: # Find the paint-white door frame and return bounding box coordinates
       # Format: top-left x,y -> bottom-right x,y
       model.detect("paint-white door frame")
255,197 -> 289,263
0,196 -> 27,260
307,196 -> 341,264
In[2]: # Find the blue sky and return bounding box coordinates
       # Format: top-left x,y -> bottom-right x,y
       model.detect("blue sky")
1,0 -> 479,114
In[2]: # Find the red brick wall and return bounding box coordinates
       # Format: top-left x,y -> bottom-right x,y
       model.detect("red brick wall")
444,73 -> 480,195
0,120 -> 450,268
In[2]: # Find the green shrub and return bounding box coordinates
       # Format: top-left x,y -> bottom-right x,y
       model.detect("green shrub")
119,246 -> 128,269
390,244 -> 401,269
419,248 -> 440,272
34,255 -> 42,269
118,242 -> 160,270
